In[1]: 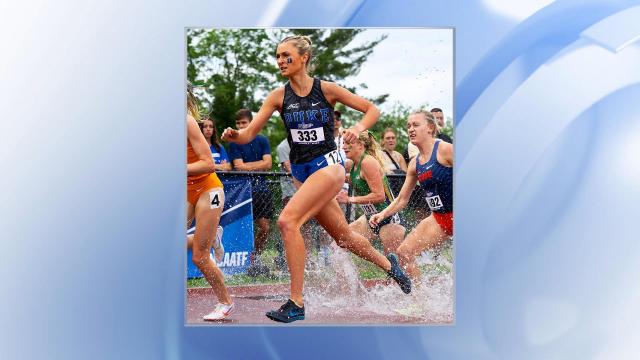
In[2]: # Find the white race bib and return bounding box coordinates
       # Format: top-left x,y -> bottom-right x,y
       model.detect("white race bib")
209,189 -> 222,209
390,213 -> 401,224
291,127 -> 325,144
426,195 -> 443,211
323,150 -> 341,166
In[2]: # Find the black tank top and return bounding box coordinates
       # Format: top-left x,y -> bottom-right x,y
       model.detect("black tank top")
280,78 -> 336,164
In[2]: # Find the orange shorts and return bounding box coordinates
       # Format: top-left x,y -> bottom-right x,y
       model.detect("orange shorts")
432,212 -> 453,236
187,173 -> 223,206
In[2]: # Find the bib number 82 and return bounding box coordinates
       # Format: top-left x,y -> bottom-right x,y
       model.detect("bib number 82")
426,195 -> 443,211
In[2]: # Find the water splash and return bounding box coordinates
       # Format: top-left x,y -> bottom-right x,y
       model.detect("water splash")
304,243 -> 454,324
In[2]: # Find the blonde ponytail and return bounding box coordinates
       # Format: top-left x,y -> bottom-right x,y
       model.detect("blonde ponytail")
187,82 -> 201,121
358,131 -> 386,172
358,131 -> 394,201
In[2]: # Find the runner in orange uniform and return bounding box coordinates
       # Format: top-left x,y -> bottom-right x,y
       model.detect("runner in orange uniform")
186,83 -> 233,321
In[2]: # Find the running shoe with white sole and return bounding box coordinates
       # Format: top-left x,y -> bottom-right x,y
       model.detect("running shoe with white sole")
212,225 -> 224,263
203,302 -> 234,321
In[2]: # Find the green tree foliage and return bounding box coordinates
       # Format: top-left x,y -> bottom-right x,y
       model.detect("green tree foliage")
359,102 -> 454,153
369,102 -> 413,152
187,29 -> 389,168
277,29 -> 387,83
285,29 -> 389,129
440,118 -> 454,141
187,29 -> 276,130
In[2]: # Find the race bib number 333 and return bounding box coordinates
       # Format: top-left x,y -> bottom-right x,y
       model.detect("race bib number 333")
291,127 -> 325,144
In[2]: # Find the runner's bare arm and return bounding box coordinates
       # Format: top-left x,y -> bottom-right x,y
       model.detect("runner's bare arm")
438,141 -> 454,167
321,81 -> 379,142
221,88 -> 283,144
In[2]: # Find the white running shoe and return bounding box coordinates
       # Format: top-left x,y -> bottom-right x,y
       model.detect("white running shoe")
212,225 -> 224,263
203,302 -> 234,321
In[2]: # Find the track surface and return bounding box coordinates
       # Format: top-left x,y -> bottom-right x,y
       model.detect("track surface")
187,280 -> 450,325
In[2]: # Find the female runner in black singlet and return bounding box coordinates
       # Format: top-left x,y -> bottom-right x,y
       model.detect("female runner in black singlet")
222,35 -> 411,323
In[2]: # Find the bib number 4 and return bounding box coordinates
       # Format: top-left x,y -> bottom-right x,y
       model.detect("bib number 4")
209,190 -> 222,209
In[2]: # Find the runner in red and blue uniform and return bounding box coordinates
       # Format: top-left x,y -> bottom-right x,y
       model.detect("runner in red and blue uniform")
370,110 -> 453,281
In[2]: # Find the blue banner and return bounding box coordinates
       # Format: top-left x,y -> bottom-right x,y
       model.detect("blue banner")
187,179 -> 254,277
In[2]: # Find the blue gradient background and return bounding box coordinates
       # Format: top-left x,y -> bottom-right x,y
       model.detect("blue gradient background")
2,0 -> 639,358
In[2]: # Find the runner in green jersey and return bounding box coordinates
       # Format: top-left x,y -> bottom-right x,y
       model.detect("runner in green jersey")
337,131 -> 406,254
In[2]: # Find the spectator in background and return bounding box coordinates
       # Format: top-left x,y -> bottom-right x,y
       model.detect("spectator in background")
380,127 -> 407,200
276,138 -> 296,209
333,110 -> 347,165
228,109 -> 274,276
431,107 -> 446,127
201,116 -> 232,171
430,107 -> 452,143
275,139 -> 294,271
333,110 -> 350,205
380,128 -> 407,174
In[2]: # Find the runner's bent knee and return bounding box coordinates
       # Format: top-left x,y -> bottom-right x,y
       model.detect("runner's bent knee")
192,251 -> 211,268
277,214 -> 299,237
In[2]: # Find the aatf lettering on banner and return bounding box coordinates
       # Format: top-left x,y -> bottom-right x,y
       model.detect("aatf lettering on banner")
187,179 -> 254,277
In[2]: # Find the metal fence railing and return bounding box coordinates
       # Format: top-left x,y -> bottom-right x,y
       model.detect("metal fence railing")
217,170 -> 428,230
212,171 -> 430,281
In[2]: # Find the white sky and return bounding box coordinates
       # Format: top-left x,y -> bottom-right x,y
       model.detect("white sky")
341,28 -> 454,121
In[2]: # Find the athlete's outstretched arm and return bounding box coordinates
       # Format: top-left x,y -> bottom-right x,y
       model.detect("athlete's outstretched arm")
187,115 -> 215,176
221,88 -> 282,144
321,81 -> 379,143
370,157 -> 418,226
